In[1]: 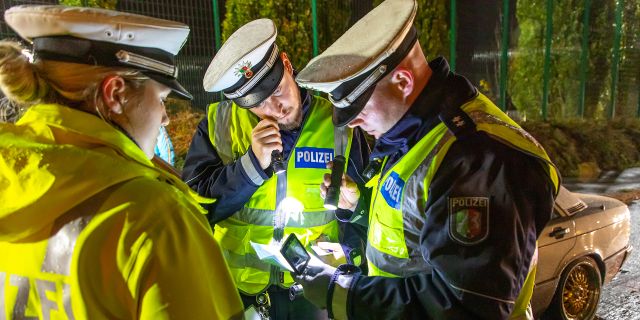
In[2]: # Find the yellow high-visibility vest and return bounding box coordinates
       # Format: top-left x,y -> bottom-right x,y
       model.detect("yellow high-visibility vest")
0,104 -> 243,319
208,96 -> 353,294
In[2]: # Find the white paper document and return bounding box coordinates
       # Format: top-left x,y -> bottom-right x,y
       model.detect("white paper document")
250,241 -> 294,272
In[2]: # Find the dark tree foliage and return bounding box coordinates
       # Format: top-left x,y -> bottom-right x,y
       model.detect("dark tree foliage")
222,0 -> 350,70
582,0 -> 616,119
59,0 -> 118,9
615,1 -> 640,118
510,0 -> 584,120
222,0 -> 449,71
219,0 -> 639,121
374,0 -> 449,61
511,0 -> 639,120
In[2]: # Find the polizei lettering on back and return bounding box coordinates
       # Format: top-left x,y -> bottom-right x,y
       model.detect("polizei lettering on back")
294,147 -> 334,169
450,197 -> 489,207
0,271 -> 75,320
381,172 -> 405,209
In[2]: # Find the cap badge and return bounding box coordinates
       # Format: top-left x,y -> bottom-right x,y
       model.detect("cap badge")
234,61 -> 254,79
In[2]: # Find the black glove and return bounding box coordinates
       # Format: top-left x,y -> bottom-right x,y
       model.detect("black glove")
294,257 -> 336,309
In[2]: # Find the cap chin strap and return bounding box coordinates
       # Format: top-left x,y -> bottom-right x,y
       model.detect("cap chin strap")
329,64 -> 387,109
223,44 -> 280,99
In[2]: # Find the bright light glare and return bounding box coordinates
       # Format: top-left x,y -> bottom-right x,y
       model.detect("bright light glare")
279,197 -> 305,225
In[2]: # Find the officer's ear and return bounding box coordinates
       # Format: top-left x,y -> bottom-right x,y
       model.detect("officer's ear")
390,68 -> 414,102
100,75 -> 128,115
281,52 -> 293,75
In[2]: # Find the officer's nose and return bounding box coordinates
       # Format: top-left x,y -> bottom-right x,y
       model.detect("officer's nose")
276,104 -> 287,118
161,108 -> 170,126
267,100 -> 286,119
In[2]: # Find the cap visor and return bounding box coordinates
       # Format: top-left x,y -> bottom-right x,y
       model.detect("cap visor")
233,57 -> 285,108
146,73 -> 193,100
332,83 -> 376,126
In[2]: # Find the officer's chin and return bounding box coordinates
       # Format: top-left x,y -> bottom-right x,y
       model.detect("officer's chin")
278,113 -> 302,130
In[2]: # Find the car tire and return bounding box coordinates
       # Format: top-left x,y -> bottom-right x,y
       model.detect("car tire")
544,256 -> 602,320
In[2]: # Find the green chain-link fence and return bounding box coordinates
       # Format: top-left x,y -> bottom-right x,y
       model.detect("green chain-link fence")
2,0 -> 639,120
0,0 -> 219,108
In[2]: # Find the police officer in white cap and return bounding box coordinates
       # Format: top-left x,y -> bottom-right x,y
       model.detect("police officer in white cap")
294,0 -> 560,319
0,5 -> 243,318
181,18 -> 370,320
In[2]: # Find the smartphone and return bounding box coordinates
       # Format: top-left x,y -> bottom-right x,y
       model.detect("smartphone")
280,233 -> 311,275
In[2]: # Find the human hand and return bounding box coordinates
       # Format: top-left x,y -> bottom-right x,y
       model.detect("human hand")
294,256 -> 336,309
320,161 -> 360,211
251,119 -> 282,170
315,242 -> 347,267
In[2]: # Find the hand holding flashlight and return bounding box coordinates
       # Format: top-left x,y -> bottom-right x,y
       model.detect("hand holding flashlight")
321,157 -> 359,210
251,119 -> 282,170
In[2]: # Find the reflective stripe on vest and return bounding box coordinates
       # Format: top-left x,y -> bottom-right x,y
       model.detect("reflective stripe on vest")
208,100 -> 257,164
231,207 -> 337,227
0,182 -> 123,320
366,93 -> 560,316
207,97 -> 353,294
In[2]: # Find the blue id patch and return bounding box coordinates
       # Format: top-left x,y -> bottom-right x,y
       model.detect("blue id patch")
294,147 -> 334,168
381,172 -> 405,209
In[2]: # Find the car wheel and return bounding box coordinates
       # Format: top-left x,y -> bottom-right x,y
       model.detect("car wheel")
545,256 -> 602,320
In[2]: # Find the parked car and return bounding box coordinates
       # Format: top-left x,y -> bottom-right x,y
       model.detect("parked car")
533,186 -> 633,319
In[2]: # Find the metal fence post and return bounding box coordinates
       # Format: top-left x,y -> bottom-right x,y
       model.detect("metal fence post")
499,0 -> 510,111
637,80 -> 640,117
609,0 -> 624,119
578,0 -> 591,118
449,0 -> 456,72
312,0 -> 319,58
212,0 -> 222,102
212,0 -> 221,51
541,0 -> 553,121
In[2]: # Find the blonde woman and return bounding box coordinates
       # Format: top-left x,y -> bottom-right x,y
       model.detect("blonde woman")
0,5 -> 243,319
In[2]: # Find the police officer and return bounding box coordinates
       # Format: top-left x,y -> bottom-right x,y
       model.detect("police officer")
182,19 -> 370,319
0,5 -> 243,319
293,0 -> 560,319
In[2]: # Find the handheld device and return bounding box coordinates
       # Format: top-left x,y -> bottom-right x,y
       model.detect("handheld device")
280,233 -> 310,275
362,157 -> 382,180
324,155 -> 346,210
271,150 -> 286,175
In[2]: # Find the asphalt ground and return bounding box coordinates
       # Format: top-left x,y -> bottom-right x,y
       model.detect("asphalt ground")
594,200 -> 640,320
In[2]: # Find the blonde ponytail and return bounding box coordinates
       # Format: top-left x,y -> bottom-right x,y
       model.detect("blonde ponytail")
0,41 -> 50,104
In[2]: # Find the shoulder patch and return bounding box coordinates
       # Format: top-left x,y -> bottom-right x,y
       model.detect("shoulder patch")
448,197 -> 489,245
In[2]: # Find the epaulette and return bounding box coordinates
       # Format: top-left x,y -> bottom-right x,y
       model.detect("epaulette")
438,103 -> 477,139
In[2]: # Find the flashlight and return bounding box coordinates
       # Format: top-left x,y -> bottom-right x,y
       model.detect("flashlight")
324,155 -> 346,210
271,150 -> 286,175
